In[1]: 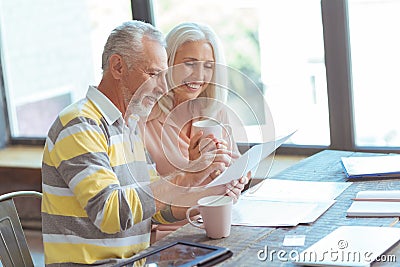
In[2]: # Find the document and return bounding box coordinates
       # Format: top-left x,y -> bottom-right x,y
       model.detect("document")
206,131 -> 296,188
347,190 -> 400,217
231,179 -> 351,227
244,179 -> 350,201
295,226 -> 400,266
232,199 -> 317,227
341,154 -> 400,179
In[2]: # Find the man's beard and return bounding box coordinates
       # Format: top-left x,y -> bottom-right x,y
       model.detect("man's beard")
120,85 -> 149,117
129,96 -> 153,117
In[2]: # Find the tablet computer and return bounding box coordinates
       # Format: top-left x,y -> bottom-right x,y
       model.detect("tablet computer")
114,241 -> 232,267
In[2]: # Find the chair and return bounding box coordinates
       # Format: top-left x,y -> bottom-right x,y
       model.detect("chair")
0,191 -> 42,267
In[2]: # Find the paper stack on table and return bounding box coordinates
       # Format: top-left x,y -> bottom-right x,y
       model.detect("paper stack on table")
347,190 -> 400,217
341,155 -> 400,179
232,179 -> 351,227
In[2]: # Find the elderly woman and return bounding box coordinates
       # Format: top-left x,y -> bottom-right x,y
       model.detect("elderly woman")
140,22 -> 240,177
139,22 -> 245,243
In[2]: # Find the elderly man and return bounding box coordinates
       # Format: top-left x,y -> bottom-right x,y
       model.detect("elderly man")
41,20 -> 248,266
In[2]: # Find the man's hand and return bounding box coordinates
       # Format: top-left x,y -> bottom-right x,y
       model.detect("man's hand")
224,172 -> 251,203
151,148 -> 246,221
176,151 -> 232,187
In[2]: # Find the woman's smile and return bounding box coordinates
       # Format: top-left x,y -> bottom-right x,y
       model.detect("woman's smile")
184,81 -> 205,92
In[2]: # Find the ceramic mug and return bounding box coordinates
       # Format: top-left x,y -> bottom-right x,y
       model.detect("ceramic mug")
186,195 -> 233,239
192,119 -> 233,150
192,119 -> 224,139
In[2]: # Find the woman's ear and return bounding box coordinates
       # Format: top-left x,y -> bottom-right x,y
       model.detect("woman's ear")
109,54 -> 124,79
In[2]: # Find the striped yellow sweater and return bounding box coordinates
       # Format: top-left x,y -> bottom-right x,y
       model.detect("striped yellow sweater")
41,86 -> 173,266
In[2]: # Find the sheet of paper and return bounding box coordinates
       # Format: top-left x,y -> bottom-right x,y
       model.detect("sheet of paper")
295,226 -> 400,266
206,131 -> 296,188
232,199 -> 316,227
232,198 -> 335,226
300,201 -> 336,223
283,235 -> 306,247
243,179 -> 351,202
347,201 -> 400,217
356,190 -> 400,199
231,179 -> 346,226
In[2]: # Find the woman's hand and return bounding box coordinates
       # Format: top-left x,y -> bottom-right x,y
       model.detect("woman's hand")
189,131 -> 215,160
224,172 -> 251,203
188,131 -> 202,161
188,131 -> 236,161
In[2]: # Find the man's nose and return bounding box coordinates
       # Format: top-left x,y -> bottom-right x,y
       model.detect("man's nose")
156,72 -> 168,94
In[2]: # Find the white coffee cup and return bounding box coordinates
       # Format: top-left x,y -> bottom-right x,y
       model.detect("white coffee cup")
186,195 -> 233,239
192,119 -> 223,139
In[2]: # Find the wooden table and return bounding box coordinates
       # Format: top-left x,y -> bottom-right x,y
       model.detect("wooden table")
155,150 -> 400,266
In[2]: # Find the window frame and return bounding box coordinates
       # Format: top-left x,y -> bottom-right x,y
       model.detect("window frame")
0,0 -> 399,155
0,58 -> 9,148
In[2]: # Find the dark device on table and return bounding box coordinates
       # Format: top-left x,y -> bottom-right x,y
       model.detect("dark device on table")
114,241 -> 233,267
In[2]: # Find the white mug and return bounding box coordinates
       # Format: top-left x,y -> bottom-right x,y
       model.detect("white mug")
192,119 -> 233,140
186,195 -> 233,239
192,119 -> 223,139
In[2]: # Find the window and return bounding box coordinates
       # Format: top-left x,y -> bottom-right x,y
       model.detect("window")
153,0 -> 330,146
0,0 -> 132,138
348,0 -> 400,148
1,0 -> 399,154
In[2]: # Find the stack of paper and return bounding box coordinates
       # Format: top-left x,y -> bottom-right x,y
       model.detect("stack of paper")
232,179 -> 351,227
347,190 -> 400,217
341,155 -> 400,179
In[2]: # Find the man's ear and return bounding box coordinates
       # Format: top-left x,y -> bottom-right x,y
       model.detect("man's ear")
109,54 -> 124,79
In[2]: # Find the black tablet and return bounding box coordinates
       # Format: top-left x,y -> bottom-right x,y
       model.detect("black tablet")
114,241 -> 233,267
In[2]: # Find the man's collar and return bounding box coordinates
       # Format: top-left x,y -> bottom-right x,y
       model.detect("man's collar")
86,86 -> 122,125
127,114 -> 140,130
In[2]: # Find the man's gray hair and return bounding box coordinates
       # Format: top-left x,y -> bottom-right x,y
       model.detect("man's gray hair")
102,20 -> 165,71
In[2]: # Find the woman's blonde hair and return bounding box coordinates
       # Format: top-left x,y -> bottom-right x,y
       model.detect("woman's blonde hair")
158,22 -> 228,117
